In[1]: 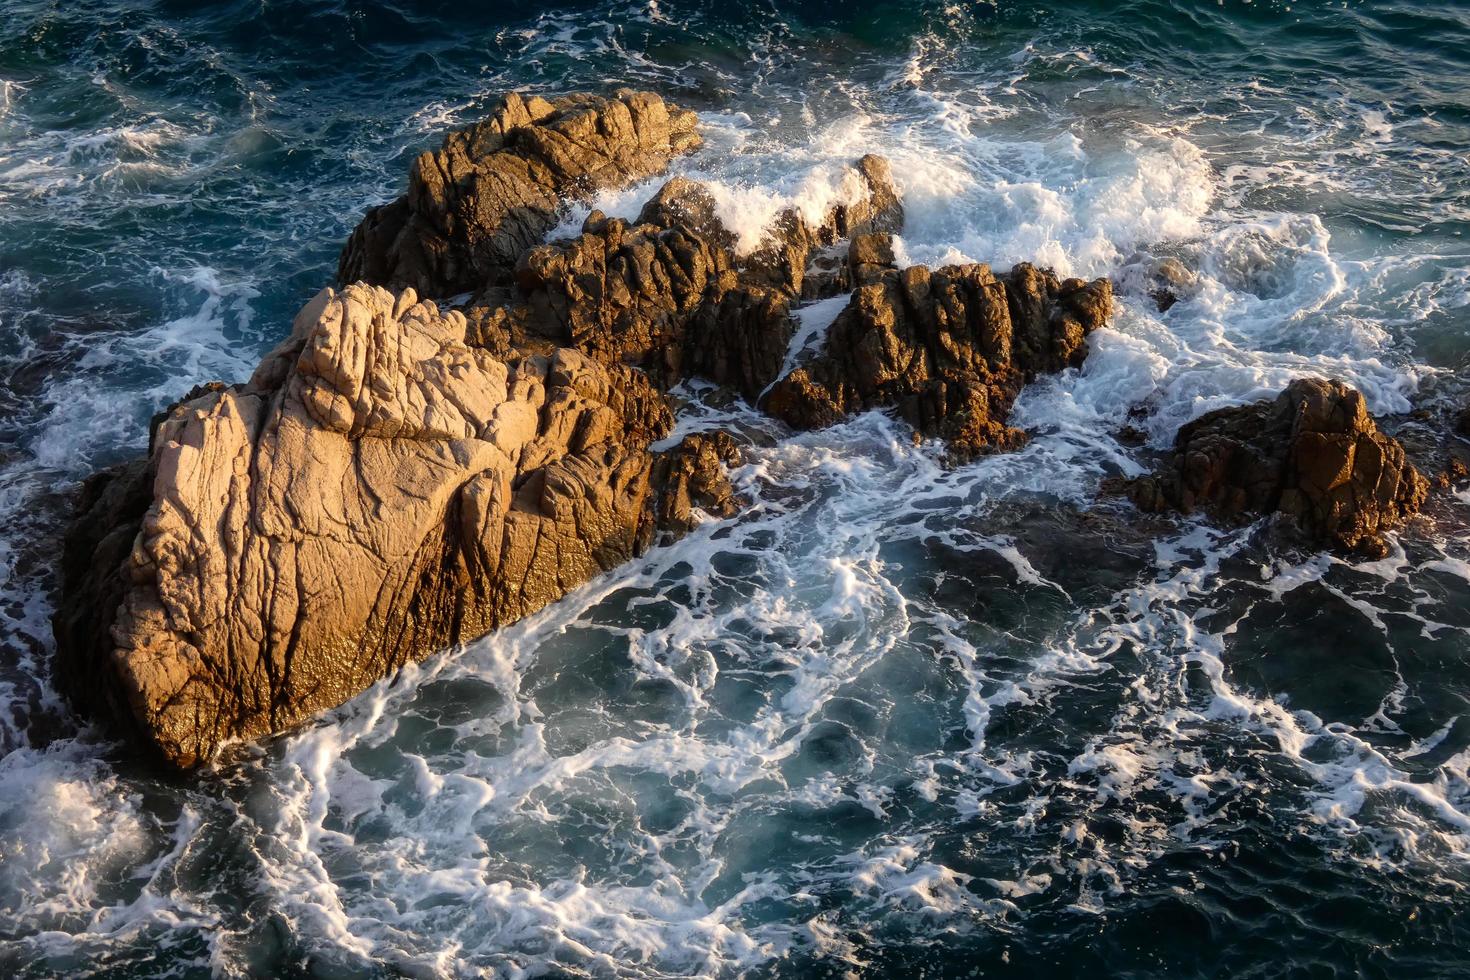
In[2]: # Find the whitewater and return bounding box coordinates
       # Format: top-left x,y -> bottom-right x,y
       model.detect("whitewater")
2,1 -> 1469,976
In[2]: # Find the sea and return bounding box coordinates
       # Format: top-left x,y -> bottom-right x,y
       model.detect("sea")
2,1 -> 1469,976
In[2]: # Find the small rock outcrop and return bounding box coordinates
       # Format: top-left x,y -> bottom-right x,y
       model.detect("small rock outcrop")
763,263 -> 1113,459
339,90 -> 702,298
54,285 -> 735,767
1115,252 -> 1198,313
1129,377 -> 1429,556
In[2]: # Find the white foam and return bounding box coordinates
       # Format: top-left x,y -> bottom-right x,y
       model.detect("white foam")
760,294 -> 850,400
3,11 -> 1469,974
29,266 -> 260,472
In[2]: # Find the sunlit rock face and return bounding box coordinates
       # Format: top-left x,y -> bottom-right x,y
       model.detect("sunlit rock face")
54,283 -> 736,767
1130,377 -> 1430,557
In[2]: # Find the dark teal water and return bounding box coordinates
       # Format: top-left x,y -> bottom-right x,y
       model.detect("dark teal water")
2,2 -> 1470,977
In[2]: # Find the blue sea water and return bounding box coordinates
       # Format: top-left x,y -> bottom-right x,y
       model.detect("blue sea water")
1,1 -> 1470,976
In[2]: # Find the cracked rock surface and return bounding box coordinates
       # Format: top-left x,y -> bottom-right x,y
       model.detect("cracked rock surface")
470,154 -> 905,401
55,285 -> 729,767
338,90 -> 702,298
1128,377 -> 1430,556
762,262 -> 1113,460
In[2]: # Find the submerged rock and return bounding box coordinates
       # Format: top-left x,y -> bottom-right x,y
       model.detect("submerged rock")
1115,252 -> 1198,313
55,284 -> 735,767
1128,377 -> 1429,556
762,264 -> 1112,459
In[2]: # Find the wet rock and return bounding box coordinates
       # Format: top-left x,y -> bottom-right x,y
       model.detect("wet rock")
845,155 -> 906,237
338,90 -> 702,298
1151,288 -> 1179,313
633,177 -> 733,245
1456,405 -> 1470,439
1128,377 -> 1429,556
1435,457 -> 1469,491
54,284 -> 738,768
1115,252 -> 1198,313
762,264 -> 1113,459
1116,424 -> 1148,447
650,430 -> 744,539
487,155 -> 905,401
847,232 -> 897,287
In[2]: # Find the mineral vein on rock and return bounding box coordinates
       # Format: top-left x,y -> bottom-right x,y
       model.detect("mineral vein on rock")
55,90 -> 1117,767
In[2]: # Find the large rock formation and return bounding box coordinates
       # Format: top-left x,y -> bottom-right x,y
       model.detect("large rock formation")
55,88 -> 1118,768
54,285 -> 736,767
763,262 -> 1113,459
339,90 -> 702,298
1129,377 -> 1429,556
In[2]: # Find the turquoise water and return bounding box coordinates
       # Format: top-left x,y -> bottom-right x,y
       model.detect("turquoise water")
2,1 -> 1470,976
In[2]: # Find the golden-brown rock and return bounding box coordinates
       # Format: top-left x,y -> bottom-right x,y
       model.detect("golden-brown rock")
338,90 -> 703,297
54,284 -> 737,767
762,264 -> 1113,459
484,156 -> 905,401
1129,377 -> 1429,556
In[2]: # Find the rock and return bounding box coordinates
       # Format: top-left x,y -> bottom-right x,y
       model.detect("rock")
1456,405 -> 1470,439
478,207 -> 792,401
53,457 -> 156,737
633,177 -> 733,245
844,155 -> 906,237
54,284 -> 739,767
1435,457 -> 1469,491
1116,425 -> 1148,446
650,430 -> 744,538
478,155 -> 905,401
1152,288 -> 1179,313
148,382 -> 230,452
1128,377 -> 1429,556
848,232 -> 897,287
762,264 -> 1113,459
55,87 -> 1111,769
338,90 -> 702,298
1115,252 -> 1198,313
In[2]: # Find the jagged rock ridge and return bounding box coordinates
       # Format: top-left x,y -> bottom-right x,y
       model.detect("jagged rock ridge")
339,90 -> 702,297
763,260 -> 1113,460
466,154 -> 907,401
